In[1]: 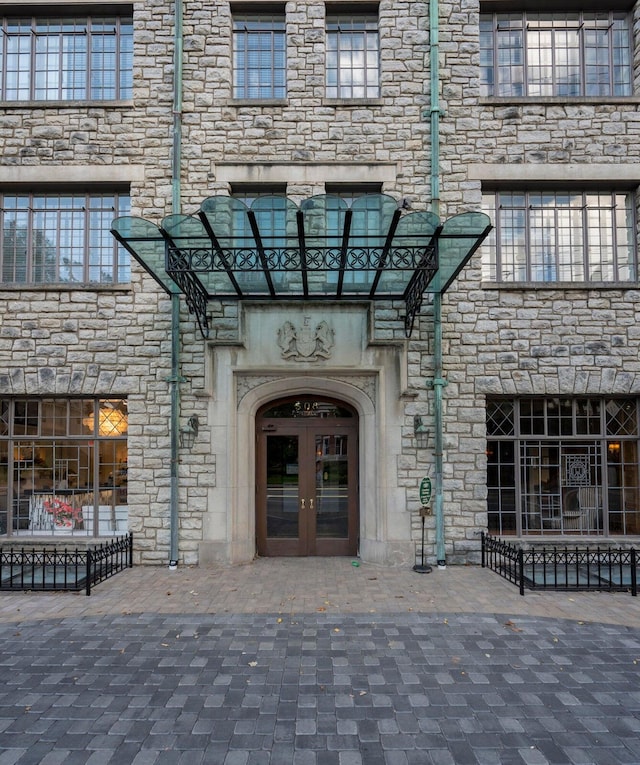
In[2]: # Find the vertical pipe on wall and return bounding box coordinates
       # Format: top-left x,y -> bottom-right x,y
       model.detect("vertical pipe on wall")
169,0 -> 184,569
430,0 -> 447,567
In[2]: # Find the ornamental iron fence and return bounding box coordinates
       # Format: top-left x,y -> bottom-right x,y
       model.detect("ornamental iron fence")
0,532 -> 133,596
481,532 -> 638,597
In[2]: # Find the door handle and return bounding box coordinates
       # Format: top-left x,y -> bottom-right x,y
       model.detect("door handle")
309,499 -> 314,510
300,498 -> 306,509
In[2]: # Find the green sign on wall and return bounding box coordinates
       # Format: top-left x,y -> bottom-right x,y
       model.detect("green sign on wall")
420,477 -> 432,506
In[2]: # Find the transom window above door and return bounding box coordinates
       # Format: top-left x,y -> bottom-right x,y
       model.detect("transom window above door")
0,14 -> 133,101
479,11 -> 632,98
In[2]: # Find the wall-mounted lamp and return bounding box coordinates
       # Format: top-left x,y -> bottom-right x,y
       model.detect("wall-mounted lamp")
413,415 -> 429,449
179,414 -> 200,450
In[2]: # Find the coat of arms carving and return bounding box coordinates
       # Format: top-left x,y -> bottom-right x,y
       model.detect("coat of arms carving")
277,318 -> 334,361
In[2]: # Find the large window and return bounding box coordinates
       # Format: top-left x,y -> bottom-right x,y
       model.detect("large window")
0,15 -> 133,101
0,398 -> 128,537
233,11 -> 286,99
487,398 -> 640,536
480,11 -> 632,98
326,10 -> 380,99
0,191 -> 130,284
482,190 -> 636,283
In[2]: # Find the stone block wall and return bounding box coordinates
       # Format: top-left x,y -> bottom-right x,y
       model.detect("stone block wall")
2,0 -> 640,565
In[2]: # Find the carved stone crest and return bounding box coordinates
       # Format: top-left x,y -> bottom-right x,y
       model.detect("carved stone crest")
277,317 -> 334,361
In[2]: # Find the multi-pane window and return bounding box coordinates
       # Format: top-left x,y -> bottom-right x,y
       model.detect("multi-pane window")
480,12 -> 632,98
326,11 -> 380,99
482,190 -> 636,282
233,12 -> 286,99
0,192 -> 130,285
0,398 -> 128,537
487,398 -> 640,536
0,15 -> 133,101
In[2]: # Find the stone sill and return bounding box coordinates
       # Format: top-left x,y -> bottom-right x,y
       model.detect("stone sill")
229,99 -> 288,107
481,281 -> 639,291
323,99 -> 384,107
0,283 -> 132,293
0,99 -> 133,110
479,96 -> 640,106
228,98 -> 384,108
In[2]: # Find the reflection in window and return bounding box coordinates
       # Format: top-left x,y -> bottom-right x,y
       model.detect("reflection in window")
0,398 -> 128,537
326,11 -> 380,99
480,12 -> 631,98
0,192 -> 131,284
482,190 -> 635,283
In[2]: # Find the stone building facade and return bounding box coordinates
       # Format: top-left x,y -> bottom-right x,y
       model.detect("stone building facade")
1,0 -> 639,566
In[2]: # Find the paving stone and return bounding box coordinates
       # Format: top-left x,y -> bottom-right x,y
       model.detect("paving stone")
2,563 -> 640,765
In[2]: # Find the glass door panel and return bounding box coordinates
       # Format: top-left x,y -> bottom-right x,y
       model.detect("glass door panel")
315,434 -> 349,538
266,435 -> 300,539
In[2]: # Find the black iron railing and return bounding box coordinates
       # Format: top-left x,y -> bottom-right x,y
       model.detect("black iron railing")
481,532 -> 638,596
0,532 -> 133,596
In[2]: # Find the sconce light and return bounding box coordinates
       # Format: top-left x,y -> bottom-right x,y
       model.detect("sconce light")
179,414 -> 199,450
413,415 -> 429,449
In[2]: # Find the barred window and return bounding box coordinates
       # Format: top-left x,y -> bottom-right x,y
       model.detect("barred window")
0,15 -> 133,101
326,11 -> 380,99
480,12 -> 632,98
0,192 -> 131,285
482,190 -> 636,283
233,12 -> 286,99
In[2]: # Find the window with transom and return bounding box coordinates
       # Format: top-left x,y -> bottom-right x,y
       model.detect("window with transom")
326,9 -> 380,99
232,10 -> 286,99
0,191 -> 131,284
0,14 -> 133,101
480,11 -> 632,98
487,398 -> 640,537
481,190 -> 636,283
0,398 -> 128,537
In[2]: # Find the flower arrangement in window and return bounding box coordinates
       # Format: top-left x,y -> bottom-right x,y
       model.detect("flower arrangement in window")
43,498 -> 82,529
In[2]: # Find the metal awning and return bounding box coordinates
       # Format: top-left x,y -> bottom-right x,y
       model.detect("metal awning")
111,194 -> 491,338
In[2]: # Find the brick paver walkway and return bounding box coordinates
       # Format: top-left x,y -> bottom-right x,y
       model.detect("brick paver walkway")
1,560 -> 639,764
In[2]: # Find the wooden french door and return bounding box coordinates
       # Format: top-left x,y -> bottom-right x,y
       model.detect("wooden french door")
256,398 -> 358,556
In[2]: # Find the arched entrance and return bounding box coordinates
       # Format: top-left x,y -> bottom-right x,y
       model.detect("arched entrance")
256,396 -> 359,556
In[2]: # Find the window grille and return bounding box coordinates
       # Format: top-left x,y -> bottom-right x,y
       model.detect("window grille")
487,397 -> 640,537
0,398 -> 128,538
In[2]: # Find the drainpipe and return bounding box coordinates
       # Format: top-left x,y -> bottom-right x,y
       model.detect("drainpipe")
430,0 -> 447,568
168,0 -> 184,569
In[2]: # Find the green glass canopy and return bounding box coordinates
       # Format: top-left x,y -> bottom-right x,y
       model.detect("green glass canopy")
111,194 -> 491,338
